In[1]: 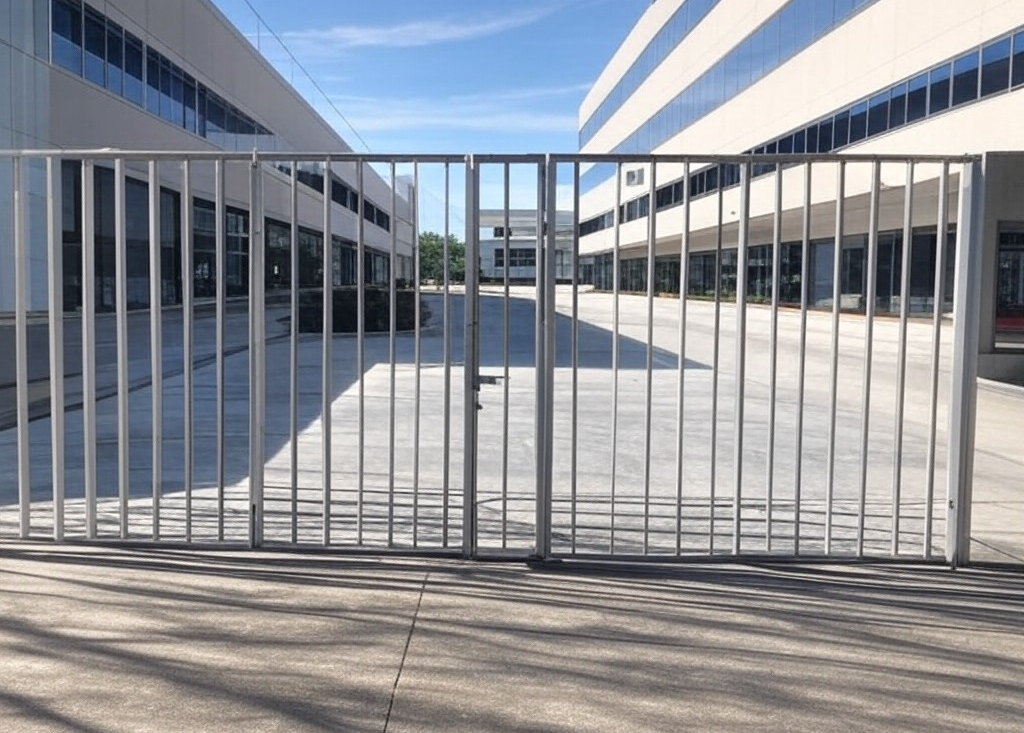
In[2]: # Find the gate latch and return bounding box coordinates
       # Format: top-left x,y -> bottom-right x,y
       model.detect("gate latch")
476,375 -> 506,387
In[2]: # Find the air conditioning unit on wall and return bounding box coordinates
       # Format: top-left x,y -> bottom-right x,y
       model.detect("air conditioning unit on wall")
625,168 -> 645,187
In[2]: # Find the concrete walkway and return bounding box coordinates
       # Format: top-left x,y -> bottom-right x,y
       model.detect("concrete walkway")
2,542 -> 1023,732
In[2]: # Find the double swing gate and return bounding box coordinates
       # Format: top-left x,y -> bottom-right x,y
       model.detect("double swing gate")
0,150 -> 983,565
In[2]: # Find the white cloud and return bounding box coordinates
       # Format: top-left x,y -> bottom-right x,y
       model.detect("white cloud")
315,85 -> 587,135
281,6 -> 562,51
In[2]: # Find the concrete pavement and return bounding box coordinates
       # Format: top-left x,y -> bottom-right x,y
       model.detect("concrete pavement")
1,542 -> 1023,732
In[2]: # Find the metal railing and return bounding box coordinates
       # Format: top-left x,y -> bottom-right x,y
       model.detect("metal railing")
0,150 -> 983,566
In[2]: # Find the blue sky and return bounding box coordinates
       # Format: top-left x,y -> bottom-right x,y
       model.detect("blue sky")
211,0 -> 649,154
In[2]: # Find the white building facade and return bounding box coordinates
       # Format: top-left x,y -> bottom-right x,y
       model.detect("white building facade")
578,0 -> 1024,378
0,0 -> 415,314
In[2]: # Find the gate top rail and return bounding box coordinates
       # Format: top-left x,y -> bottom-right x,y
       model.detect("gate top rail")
0,149 -> 982,165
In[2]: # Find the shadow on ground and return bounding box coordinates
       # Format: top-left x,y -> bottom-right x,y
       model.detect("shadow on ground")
1,543 -> 1022,732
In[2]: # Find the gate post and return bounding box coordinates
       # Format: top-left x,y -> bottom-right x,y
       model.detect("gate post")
248,154 -> 266,548
534,157 -> 557,560
946,158 -> 985,568
463,155 -> 480,559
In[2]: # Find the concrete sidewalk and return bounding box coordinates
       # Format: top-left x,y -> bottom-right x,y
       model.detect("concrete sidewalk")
2,543 -> 1022,732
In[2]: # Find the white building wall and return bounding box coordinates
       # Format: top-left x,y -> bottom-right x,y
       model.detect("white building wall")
579,0 -> 1024,256
1,0 -> 413,311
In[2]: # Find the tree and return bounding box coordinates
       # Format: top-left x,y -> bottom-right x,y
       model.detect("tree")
418,231 -> 466,284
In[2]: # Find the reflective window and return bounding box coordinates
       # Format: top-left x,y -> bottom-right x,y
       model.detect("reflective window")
106,21 -> 123,96
906,72 -> 928,122
184,76 -> 197,134
981,37 -> 1011,97
124,33 -> 143,105
581,0 -> 883,191
833,110 -> 849,149
804,124 -> 818,153
817,118 -> 833,153
888,82 -> 907,128
951,50 -> 979,106
159,58 -> 173,123
579,0 -> 722,146
146,49 -> 160,114
929,63 -> 951,114
1014,31 -> 1024,87
868,92 -> 889,136
792,128 -> 806,154
848,100 -> 868,143
83,7 -> 105,85
53,0 -> 83,74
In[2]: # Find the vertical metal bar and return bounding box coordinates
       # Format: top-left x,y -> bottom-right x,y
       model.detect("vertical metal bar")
925,163 -> 950,558
356,160 -> 366,545
766,166 -> 783,553
732,161 -> 751,556
570,161 -> 581,554
825,162 -> 846,555
501,162 -> 511,549
412,162 -> 422,547
710,176 -> 723,555
148,160 -> 162,541
289,162 -> 299,544
795,162 -> 812,555
442,162 -> 451,547
82,160 -> 98,540
675,161 -> 691,556
643,162 -> 657,554
946,159 -> 984,568
14,157 -> 30,538
388,161 -> 398,547
463,155 -> 480,559
248,156 -> 265,549
610,162 -> 622,553
215,160 -> 226,541
47,158 -> 65,541
892,161 -> 915,555
857,161 -> 881,558
539,156 -> 558,561
115,160 -> 130,539
534,161 -> 547,557
181,160 -> 194,543
322,157 -> 333,546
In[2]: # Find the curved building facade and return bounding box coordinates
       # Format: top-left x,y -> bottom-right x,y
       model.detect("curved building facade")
577,0 -> 1024,375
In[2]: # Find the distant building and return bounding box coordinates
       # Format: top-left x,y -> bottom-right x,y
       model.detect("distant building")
478,209 -> 576,284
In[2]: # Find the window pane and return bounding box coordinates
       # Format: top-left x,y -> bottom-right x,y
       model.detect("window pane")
833,110 -> 850,149
83,8 -> 105,85
52,0 -> 83,74
124,33 -> 143,105
889,82 -> 907,128
981,37 -> 1011,97
160,60 -> 174,122
804,124 -> 818,153
184,78 -> 197,134
1014,32 -> 1024,87
929,63 -> 951,114
907,73 -> 928,122
793,128 -> 806,154
146,49 -> 160,114
817,118 -> 833,153
951,50 -> 979,106
848,102 -> 867,143
106,22 -> 123,96
868,93 -> 889,137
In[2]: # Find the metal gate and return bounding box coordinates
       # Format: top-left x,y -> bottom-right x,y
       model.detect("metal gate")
0,150 -> 984,565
